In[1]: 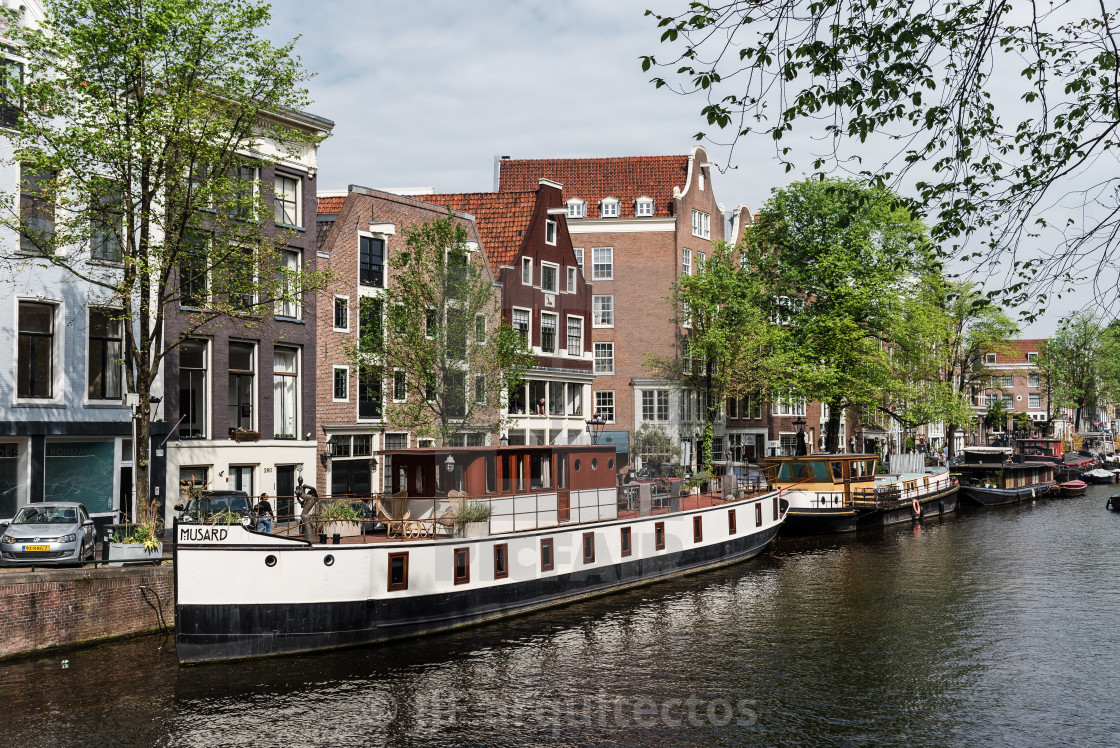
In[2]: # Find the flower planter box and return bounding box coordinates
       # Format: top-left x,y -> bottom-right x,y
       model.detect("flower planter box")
321,521 -> 361,538
462,521 -> 488,539
230,430 -> 260,443
108,542 -> 163,566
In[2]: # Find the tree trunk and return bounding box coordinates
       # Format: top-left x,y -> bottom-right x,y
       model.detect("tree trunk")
824,399 -> 843,453
945,422 -> 958,460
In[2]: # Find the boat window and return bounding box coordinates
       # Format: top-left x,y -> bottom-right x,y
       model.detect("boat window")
608,458 -> 615,470
655,521 -> 665,550
777,464 -> 792,480
502,454 -> 512,492
728,509 -> 737,535
574,458 -> 582,472
494,544 -> 508,579
557,454 -> 568,489
387,552 -> 408,591
852,461 -> 865,478
591,458 -> 598,470
866,459 -> 876,475
620,527 -> 632,556
831,462 -> 844,481
435,464 -> 445,494
773,495 -> 780,521
693,516 -> 703,543
395,465 -> 407,494
413,464 -> 425,496
530,452 -> 551,489
791,463 -> 810,480
583,532 -> 595,563
755,503 -> 763,527
485,456 -> 496,493
454,548 -> 469,585
518,456 -> 525,492
540,538 -> 554,571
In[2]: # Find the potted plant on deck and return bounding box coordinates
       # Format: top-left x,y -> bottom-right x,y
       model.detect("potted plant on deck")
108,497 -> 164,565
317,500 -> 364,539
454,501 -> 492,539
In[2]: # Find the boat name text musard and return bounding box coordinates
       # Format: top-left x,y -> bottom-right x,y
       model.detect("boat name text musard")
179,526 -> 230,543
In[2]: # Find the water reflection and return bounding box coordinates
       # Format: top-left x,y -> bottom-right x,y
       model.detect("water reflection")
4,487 -> 1120,746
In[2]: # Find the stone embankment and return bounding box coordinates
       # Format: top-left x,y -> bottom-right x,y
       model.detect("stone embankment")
0,564 -> 174,660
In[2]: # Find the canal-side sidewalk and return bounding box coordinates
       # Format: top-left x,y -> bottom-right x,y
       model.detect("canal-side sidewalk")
0,563 -> 174,661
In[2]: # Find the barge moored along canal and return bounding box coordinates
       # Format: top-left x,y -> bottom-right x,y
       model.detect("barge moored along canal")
175,444 -> 786,663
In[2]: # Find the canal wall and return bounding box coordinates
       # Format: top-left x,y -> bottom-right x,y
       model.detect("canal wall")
0,564 -> 174,660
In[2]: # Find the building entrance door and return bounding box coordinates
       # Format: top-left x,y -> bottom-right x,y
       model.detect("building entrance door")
276,465 -> 296,523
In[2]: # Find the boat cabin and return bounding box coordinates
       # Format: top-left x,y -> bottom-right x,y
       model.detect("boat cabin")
765,454 -> 878,502
379,444 -> 618,533
1014,439 -> 1063,461
962,446 -> 1012,465
954,461 -> 1055,490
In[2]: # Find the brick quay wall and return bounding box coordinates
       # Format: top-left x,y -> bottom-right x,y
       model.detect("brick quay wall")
0,564 -> 174,660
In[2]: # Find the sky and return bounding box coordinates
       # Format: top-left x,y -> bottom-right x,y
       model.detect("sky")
264,0 -> 1069,336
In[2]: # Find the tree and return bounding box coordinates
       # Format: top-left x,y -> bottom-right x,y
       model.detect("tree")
1041,312 -> 1106,431
743,178 -> 937,452
630,424 -> 681,474
0,0 -> 327,523
892,278 -> 1017,457
985,397 -> 1010,435
350,213 -> 533,446
643,1 -> 1120,312
645,241 -> 783,472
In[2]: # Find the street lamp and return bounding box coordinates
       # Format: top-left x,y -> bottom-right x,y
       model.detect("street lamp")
585,413 -> 606,445
499,434 -> 509,447
444,454 -> 456,473
793,416 -> 807,456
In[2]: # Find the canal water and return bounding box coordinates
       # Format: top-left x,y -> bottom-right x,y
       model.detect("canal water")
4,486 -> 1120,747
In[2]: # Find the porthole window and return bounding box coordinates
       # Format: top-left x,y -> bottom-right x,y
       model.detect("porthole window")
265,555 -> 277,567
608,458 -> 615,470
574,459 -> 582,471
323,554 -> 335,567
591,458 -> 598,470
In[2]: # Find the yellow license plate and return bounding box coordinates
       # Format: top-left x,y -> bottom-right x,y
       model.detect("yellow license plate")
23,545 -> 50,552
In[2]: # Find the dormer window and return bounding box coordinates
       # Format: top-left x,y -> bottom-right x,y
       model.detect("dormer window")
600,197 -> 620,219
1026,352 -> 1038,363
635,196 -> 654,217
985,353 -> 997,364
545,219 -> 557,245
566,199 -> 585,219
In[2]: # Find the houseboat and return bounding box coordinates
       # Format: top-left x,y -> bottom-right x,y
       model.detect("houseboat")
1014,438 -> 1095,481
174,444 -> 786,664
952,447 -> 1056,506
763,453 -> 958,534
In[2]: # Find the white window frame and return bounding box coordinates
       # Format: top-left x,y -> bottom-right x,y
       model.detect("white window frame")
540,261 -> 559,293
273,172 -> 301,228
512,306 -> 531,347
1028,373 -> 1040,388
1029,393 -> 1042,408
86,306 -> 124,402
521,257 -> 532,286
696,251 -> 706,273
1000,374 -> 1014,388
273,346 -> 300,438
275,248 -> 301,319
540,312 -> 558,354
573,248 -> 584,276
566,199 -> 585,219
545,219 -> 557,245
594,342 -> 614,375
772,393 -> 807,417
592,295 -> 614,328
1026,352 -> 1038,363
600,197 -> 620,218
332,295 -> 349,333
985,353 -> 997,364
393,370 -> 407,403
566,266 -> 577,293
474,314 -> 486,343
594,390 -> 616,423
332,365 -> 349,402
635,196 -> 654,217
566,315 -> 583,356
682,248 -> 691,276
592,247 -> 613,280
691,209 -> 711,239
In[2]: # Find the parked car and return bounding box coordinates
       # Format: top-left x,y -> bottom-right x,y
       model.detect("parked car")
0,502 -> 96,564
175,490 -> 253,523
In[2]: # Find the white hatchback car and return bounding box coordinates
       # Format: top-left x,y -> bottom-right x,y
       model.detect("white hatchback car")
0,502 -> 97,564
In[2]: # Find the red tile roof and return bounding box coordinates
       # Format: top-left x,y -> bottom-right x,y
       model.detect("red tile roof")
990,338 -> 1048,364
496,155 -> 689,218
412,191 -> 537,273
317,195 -> 345,215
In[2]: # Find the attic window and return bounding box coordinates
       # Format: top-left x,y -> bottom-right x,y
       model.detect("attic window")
635,197 -> 654,217
985,353 -> 997,364
566,199 -> 585,219
600,198 -> 620,219
545,219 -> 557,245
1026,352 -> 1038,363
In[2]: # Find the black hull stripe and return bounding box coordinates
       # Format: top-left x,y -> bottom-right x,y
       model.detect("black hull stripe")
782,486 -> 959,534
176,525 -> 780,664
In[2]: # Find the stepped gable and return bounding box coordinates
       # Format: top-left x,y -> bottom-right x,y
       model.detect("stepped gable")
412,191 -> 537,274
496,155 -> 689,217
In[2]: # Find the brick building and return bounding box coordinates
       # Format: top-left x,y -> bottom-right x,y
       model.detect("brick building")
314,186 -> 495,497
972,338 -> 1076,441
415,179 -> 595,448
495,147 -> 727,470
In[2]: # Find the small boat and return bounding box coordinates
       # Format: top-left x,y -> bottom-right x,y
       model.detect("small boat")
175,444 -> 786,664
1058,480 -> 1087,497
1106,495 -> 1120,511
952,447 -> 1056,506
1014,438 -> 1096,481
764,452 -> 958,534
1083,468 -> 1116,484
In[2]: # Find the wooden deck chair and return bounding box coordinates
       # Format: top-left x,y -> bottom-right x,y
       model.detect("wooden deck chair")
376,490 -> 411,537
435,490 -> 468,535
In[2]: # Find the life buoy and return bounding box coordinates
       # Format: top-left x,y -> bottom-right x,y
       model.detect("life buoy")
912,499 -> 921,516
